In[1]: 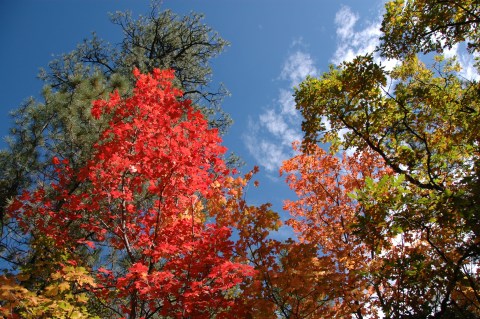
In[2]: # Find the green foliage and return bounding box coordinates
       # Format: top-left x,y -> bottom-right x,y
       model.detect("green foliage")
380,0 -> 480,58
291,0 -> 480,317
296,54 -> 479,192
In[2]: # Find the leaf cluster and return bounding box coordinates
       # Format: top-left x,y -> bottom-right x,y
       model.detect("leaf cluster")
287,0 -> 480,317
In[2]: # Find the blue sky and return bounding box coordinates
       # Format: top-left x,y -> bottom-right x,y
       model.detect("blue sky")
1,0 -> 391,238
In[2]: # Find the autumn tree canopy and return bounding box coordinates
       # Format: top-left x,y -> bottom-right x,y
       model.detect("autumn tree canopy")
287,0 -> 480,318
3,68 -> 255,318
2,1 -> 480,318
0,3 -> 229,221
0,5 -> 281,318
380,0 -> 480,58
0,3 -> 230,281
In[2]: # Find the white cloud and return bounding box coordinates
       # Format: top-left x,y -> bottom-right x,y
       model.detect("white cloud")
443,43 -> 459,59
333,4 -> 479,82
452,46 -> 479,81
335,5 -> 359,40
332,5 -> 399,72
280,51 -> 317,87
290,37 -> 305,48
278,89 -> 298,117
259,109 -> 302,147
244,120 -> 291,172
458,53 -> 480,81
244,48 -> 318,173
440,41 -> 479,81
332,6 -> 382,65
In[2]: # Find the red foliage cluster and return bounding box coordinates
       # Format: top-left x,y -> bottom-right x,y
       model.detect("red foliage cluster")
9,69 -> 254,318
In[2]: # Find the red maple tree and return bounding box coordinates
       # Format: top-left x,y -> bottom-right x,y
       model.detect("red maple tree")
9,69 -> 254,318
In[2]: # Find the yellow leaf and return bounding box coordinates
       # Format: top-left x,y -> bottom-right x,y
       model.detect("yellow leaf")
44,284 -> 59,297
58,281 -> 71,293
